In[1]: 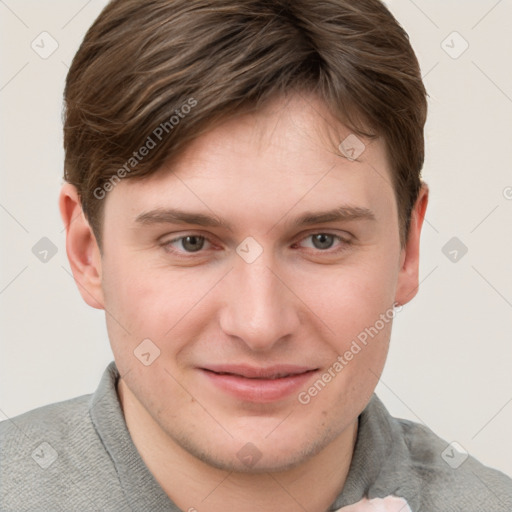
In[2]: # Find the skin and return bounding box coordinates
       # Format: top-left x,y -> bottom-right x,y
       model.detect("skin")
60,93 -> 428,512
336,497 -> 412,512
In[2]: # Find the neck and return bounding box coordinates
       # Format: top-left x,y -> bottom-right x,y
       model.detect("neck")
117,378 -> 358,512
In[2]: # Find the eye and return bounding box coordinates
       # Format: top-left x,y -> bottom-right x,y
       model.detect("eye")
164,235 -> 211,254
296,233 -> 350,252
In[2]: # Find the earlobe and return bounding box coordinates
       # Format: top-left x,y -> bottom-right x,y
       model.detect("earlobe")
394,183 -> 429,307
59,183 -> 105,310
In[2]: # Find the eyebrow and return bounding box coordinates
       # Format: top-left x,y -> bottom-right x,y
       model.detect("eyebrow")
134,205 -> 376,230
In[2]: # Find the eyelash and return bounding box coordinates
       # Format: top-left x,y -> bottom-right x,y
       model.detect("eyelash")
161,232 -> 352,258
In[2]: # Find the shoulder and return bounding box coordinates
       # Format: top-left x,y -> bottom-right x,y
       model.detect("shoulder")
395,415 -> 512,511
361,395 -> 512,511
0,393 -> 92,463
0,394 -> 125,511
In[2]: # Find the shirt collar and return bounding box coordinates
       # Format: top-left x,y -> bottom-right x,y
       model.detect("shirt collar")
89,362 -> 178,511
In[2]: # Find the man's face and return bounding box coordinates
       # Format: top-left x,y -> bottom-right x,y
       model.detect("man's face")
99,93 -> 410,472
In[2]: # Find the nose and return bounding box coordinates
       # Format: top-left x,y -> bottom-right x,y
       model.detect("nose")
218,252 -> 300,352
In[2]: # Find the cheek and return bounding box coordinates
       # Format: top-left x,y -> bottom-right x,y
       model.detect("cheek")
290,249 -> 399,407
101,252 -> 182,330
99,253 -> 166,366
299,252 -> 399,340
100,254 -> 218,364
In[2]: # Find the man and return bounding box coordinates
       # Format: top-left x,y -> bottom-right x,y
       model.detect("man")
1,0 -> 511,510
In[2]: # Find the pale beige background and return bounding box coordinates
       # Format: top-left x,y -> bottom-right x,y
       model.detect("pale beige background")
1,0 -> 511,477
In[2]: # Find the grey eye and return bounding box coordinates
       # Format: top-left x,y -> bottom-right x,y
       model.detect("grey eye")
310,234 -> 335,250
181,235 -> 205,252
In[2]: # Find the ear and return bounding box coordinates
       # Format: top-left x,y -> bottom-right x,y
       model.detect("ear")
394,183 -> 429,306
59,183 -> 105,310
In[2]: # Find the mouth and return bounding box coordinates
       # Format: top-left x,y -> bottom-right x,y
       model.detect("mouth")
207,371 -> 307,379
199,365 -> 319,402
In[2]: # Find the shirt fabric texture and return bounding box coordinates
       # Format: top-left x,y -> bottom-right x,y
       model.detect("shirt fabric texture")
1,362 -> 511,511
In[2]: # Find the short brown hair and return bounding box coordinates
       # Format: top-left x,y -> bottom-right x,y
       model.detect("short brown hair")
63,0 -> 427,248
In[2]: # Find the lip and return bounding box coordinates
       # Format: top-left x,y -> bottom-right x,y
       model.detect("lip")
199,364 -> 318,403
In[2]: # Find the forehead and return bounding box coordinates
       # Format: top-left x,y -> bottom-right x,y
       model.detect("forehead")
104,94 -> 395,228
165,94 -> 382,175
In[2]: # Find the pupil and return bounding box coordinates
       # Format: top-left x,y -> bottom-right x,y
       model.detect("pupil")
313,234 -> 333,250
183,236 -> 204,252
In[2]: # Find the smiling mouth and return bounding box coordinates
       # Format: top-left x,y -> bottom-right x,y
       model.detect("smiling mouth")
202,369 -> 317,380
200,364 -> 318,379
199,365 -> 319,402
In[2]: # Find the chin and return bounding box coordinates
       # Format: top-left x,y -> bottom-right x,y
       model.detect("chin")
175,427 -> 336,475
199,449 -> 310,474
